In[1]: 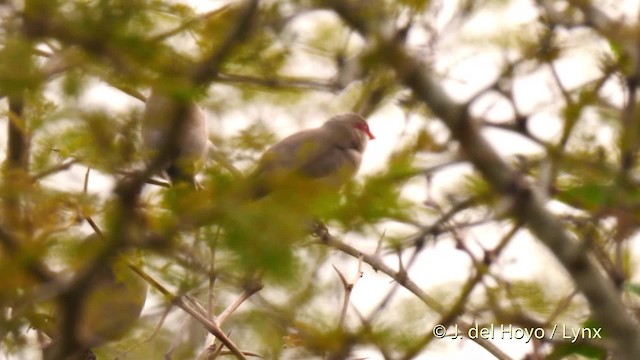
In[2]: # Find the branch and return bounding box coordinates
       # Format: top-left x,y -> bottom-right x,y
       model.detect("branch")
217,284 -> 263,326
148,6 -> 235,43
320,2 -> 640,359
4,95 -> 30,228
402,223 -> 521,360
83,216 -> 248,359
0,95 -> 54,283
332,255 -> 363,328
30,159 -> 79,181
208,146 -> 244,179
217,72 -> 338,92
127,262 -> 249,360
200,283 -> 263,360
6,95 -> 28,166
190,0 -> 260,85
314,227 -> 512,360
121,0 -> 259,193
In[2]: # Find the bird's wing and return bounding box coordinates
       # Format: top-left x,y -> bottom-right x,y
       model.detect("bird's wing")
298,144 -> 358,178
249,128 -> 350,197
256,128 -> 351,179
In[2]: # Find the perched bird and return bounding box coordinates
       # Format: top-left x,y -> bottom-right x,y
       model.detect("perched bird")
249,113 -> 374,199
42,234 -> 148,360
219,113 -> 374,277
142,89 -> 209,187
74,252 -> 148,349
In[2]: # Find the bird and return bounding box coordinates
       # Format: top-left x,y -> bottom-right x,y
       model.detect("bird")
41,234 -> 148,360
142,88 -> 209,187
248,113 -> 375,199
217,113 -> 374,278
74,250 -> 148,349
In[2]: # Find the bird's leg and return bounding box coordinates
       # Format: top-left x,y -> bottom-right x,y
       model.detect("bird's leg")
310,220 -> 330,240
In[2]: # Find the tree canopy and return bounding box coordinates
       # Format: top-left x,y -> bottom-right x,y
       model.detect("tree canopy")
1,0 -> 640,359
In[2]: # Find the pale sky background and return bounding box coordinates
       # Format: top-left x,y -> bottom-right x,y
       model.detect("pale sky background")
9,0 -> 640,359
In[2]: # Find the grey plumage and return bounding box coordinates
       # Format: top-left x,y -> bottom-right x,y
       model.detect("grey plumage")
42,234 -> 147,360
142,90 -> 208,186
249,113 -> 374,198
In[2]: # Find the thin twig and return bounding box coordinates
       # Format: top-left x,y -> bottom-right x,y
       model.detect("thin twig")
165,313 -> 195,359
217,286 -> 263,326
148,7 -> 233,43
401,223 -> 521,360
30,159 -> 79,181
217,73 -> 338,92
314,227 -> 513,360
116,170 -> 171,188
202,282 -> 263,359
321,3 -> 640,357
127,264 -> 249,360
332,255 -> 363,329
545,289 -> 579,326
86,219 -> 248,360
208,228 -> 220,319
118,304 -> 174,358
208,147 -> 244,179
366,245 -> 422,324
191,0 -> 260,85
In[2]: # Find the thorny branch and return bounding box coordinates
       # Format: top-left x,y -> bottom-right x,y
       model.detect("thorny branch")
332,255 -> 363,328
401,223 -> 522,360
314,226 -> 513,360
321,1 -> 640,359
127,264 -> 250,360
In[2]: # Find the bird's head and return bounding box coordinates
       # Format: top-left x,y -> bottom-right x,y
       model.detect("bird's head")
324,113 -> 375,148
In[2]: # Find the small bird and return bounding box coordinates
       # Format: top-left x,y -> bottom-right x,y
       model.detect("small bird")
249,113 -> 374,199
219,113 -> 374,278
74,254 -> 148,349
42,234 -> 148,360
142,89 -> 209,187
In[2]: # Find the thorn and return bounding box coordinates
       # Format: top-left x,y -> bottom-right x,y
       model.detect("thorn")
332,264 -> 349,287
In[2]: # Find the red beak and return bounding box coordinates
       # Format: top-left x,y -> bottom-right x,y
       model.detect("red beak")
366,129 -> 375,140
356,122 -> 375,140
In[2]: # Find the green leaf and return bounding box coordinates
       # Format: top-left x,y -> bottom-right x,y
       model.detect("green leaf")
557,183 -> 613,211
627,283 -> 640,297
